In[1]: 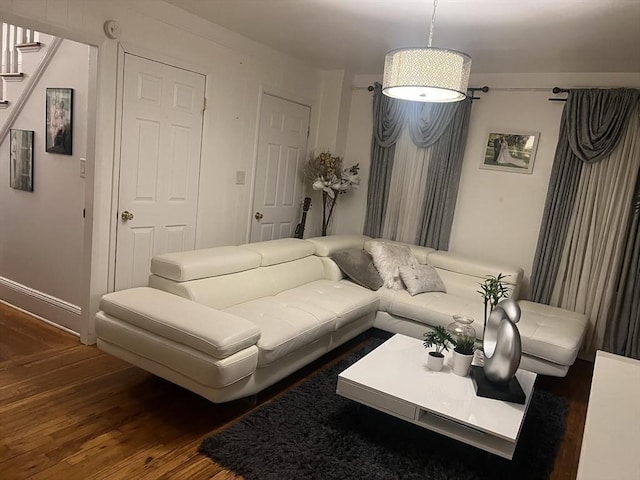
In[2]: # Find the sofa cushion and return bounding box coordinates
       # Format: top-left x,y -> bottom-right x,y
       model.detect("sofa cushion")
277,280 -> 380,330
241,238 -> 315,266
399,264 -> 446,296
99,287 -> 261,359
262,256 -> 327,294
151,246 -> 262,281
369,241 -> 419,290
223,297 -> 336,367
378,288 -> 484,338
330,248 -> 383,291
150,267 -> 274,310
517,300 -> 588,366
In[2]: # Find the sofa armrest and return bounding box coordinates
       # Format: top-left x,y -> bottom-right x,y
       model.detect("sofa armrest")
97,287 -> 260,359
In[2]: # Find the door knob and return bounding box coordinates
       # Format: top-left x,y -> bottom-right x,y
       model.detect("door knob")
254,212 -> 263,221
121,210 -> 134,221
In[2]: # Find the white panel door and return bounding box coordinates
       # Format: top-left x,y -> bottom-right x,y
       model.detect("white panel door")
115,54 -> 205,290
250,94 -> 310,242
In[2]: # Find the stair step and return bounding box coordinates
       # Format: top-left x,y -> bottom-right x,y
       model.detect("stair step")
0,100 -> 8,109
16,42 -> 42,53
1,72 -> 24,81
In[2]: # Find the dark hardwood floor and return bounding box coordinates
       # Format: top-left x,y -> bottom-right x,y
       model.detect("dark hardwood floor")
0,302 -> 593,479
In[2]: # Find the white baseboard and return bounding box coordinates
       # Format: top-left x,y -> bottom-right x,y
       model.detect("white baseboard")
0,276 -> 81,335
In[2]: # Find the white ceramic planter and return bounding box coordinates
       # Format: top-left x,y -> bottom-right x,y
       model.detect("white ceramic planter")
427,352 -> 445,371
452,351 -> 474,376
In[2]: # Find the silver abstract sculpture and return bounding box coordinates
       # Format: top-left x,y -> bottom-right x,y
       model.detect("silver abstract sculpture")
483,298 -> 522,383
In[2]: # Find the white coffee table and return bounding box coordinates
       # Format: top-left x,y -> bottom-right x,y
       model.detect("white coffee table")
336,334 -> 537,459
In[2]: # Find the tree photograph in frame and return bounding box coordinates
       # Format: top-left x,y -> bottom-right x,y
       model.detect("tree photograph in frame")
45,87 -> 73,155
481,131 -> 539,174
10,129 -> 34,192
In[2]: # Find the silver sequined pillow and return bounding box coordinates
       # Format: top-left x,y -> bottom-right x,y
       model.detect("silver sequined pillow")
398,264 -> 447,296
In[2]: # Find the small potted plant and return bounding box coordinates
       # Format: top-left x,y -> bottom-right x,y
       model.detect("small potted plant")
423,326 -> 454,371
452,336 -> 476,377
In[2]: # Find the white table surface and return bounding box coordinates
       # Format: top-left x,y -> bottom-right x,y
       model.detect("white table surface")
337,334 -> 537,458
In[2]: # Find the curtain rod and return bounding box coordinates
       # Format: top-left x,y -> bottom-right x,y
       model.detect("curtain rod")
355,84 -> 490,100
549,87 -> 569,102
355,85 -> 632,103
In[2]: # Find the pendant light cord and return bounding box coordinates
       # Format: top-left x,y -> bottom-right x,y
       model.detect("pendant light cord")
428,0 -> 438,47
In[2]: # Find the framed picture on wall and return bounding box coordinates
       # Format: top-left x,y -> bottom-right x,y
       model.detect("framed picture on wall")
45,87 -> 73,155
481,130 -> 539,174
10,129 -> 34,192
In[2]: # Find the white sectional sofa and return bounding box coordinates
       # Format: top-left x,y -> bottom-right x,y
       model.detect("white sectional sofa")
95,235 -> 587,403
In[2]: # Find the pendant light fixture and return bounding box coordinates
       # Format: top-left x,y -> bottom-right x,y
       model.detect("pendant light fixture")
382,0 -> 471,103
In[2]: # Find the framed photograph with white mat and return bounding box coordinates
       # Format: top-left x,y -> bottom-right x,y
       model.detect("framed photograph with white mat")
481,131 -> 539,174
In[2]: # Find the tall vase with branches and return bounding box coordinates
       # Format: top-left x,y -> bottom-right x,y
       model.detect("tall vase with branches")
304,151 -> 359,236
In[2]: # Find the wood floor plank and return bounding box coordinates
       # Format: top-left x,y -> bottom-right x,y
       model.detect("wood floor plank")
0,302 -> 593,480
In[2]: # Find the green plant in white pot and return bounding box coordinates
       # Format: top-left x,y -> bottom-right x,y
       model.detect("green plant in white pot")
423,326 -> 454,372
452,336 -> 477,377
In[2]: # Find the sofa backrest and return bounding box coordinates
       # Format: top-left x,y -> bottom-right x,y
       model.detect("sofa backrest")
426,251 -> 523,301
307,234 -> 522,302
148,238 -> 325,309
363,239 -> 435,265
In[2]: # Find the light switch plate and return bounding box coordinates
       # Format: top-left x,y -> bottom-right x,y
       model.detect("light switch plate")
235,170 -> 246,185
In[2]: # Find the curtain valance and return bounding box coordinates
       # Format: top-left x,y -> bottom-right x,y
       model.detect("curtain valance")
371,82 -> 461,149
566,88 -> 640,163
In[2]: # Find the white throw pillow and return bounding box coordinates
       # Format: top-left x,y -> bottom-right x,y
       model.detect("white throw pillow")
369,241 -> 419,290
398,264 -> 447,296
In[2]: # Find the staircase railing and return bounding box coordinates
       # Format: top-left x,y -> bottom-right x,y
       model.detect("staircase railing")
0,35 -> 61,144
1,23 -> 38,75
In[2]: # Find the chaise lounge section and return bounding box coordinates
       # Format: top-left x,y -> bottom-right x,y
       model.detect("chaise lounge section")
95,235 -> 587,403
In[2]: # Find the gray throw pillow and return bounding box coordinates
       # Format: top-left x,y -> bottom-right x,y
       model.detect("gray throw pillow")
398,264 -> 447,296
330,248 -> 383,291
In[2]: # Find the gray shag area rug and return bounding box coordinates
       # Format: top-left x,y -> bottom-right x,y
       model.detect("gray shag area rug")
199,337 -> 568,480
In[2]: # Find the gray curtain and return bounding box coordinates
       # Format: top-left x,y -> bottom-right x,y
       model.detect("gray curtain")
530,88 -> 640,303
363,82 -> 472,248
607,177 -> 640,359
363,83 -> 407,238
418,98 -> 472,249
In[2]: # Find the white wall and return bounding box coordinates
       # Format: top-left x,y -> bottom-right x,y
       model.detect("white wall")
0,0 -> 334,341
0,39 -> 89,332
338,72 -> 640,298
333,75 -> 378,236
450,73 -> 640,297
304,69 -> 356,238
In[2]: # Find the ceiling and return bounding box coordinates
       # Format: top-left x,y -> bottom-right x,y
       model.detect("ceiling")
164,0 -> 640,75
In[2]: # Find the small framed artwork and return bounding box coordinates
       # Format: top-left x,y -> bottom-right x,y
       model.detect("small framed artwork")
45,87 -> 73,155
481,130 -> 539,174
10,129 -> 34,192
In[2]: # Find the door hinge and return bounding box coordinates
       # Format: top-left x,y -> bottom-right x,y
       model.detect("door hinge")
203,97 -> 207,112
307,126 -> 310,139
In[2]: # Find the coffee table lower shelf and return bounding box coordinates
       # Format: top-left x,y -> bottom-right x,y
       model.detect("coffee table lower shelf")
338,379 -> 523,459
